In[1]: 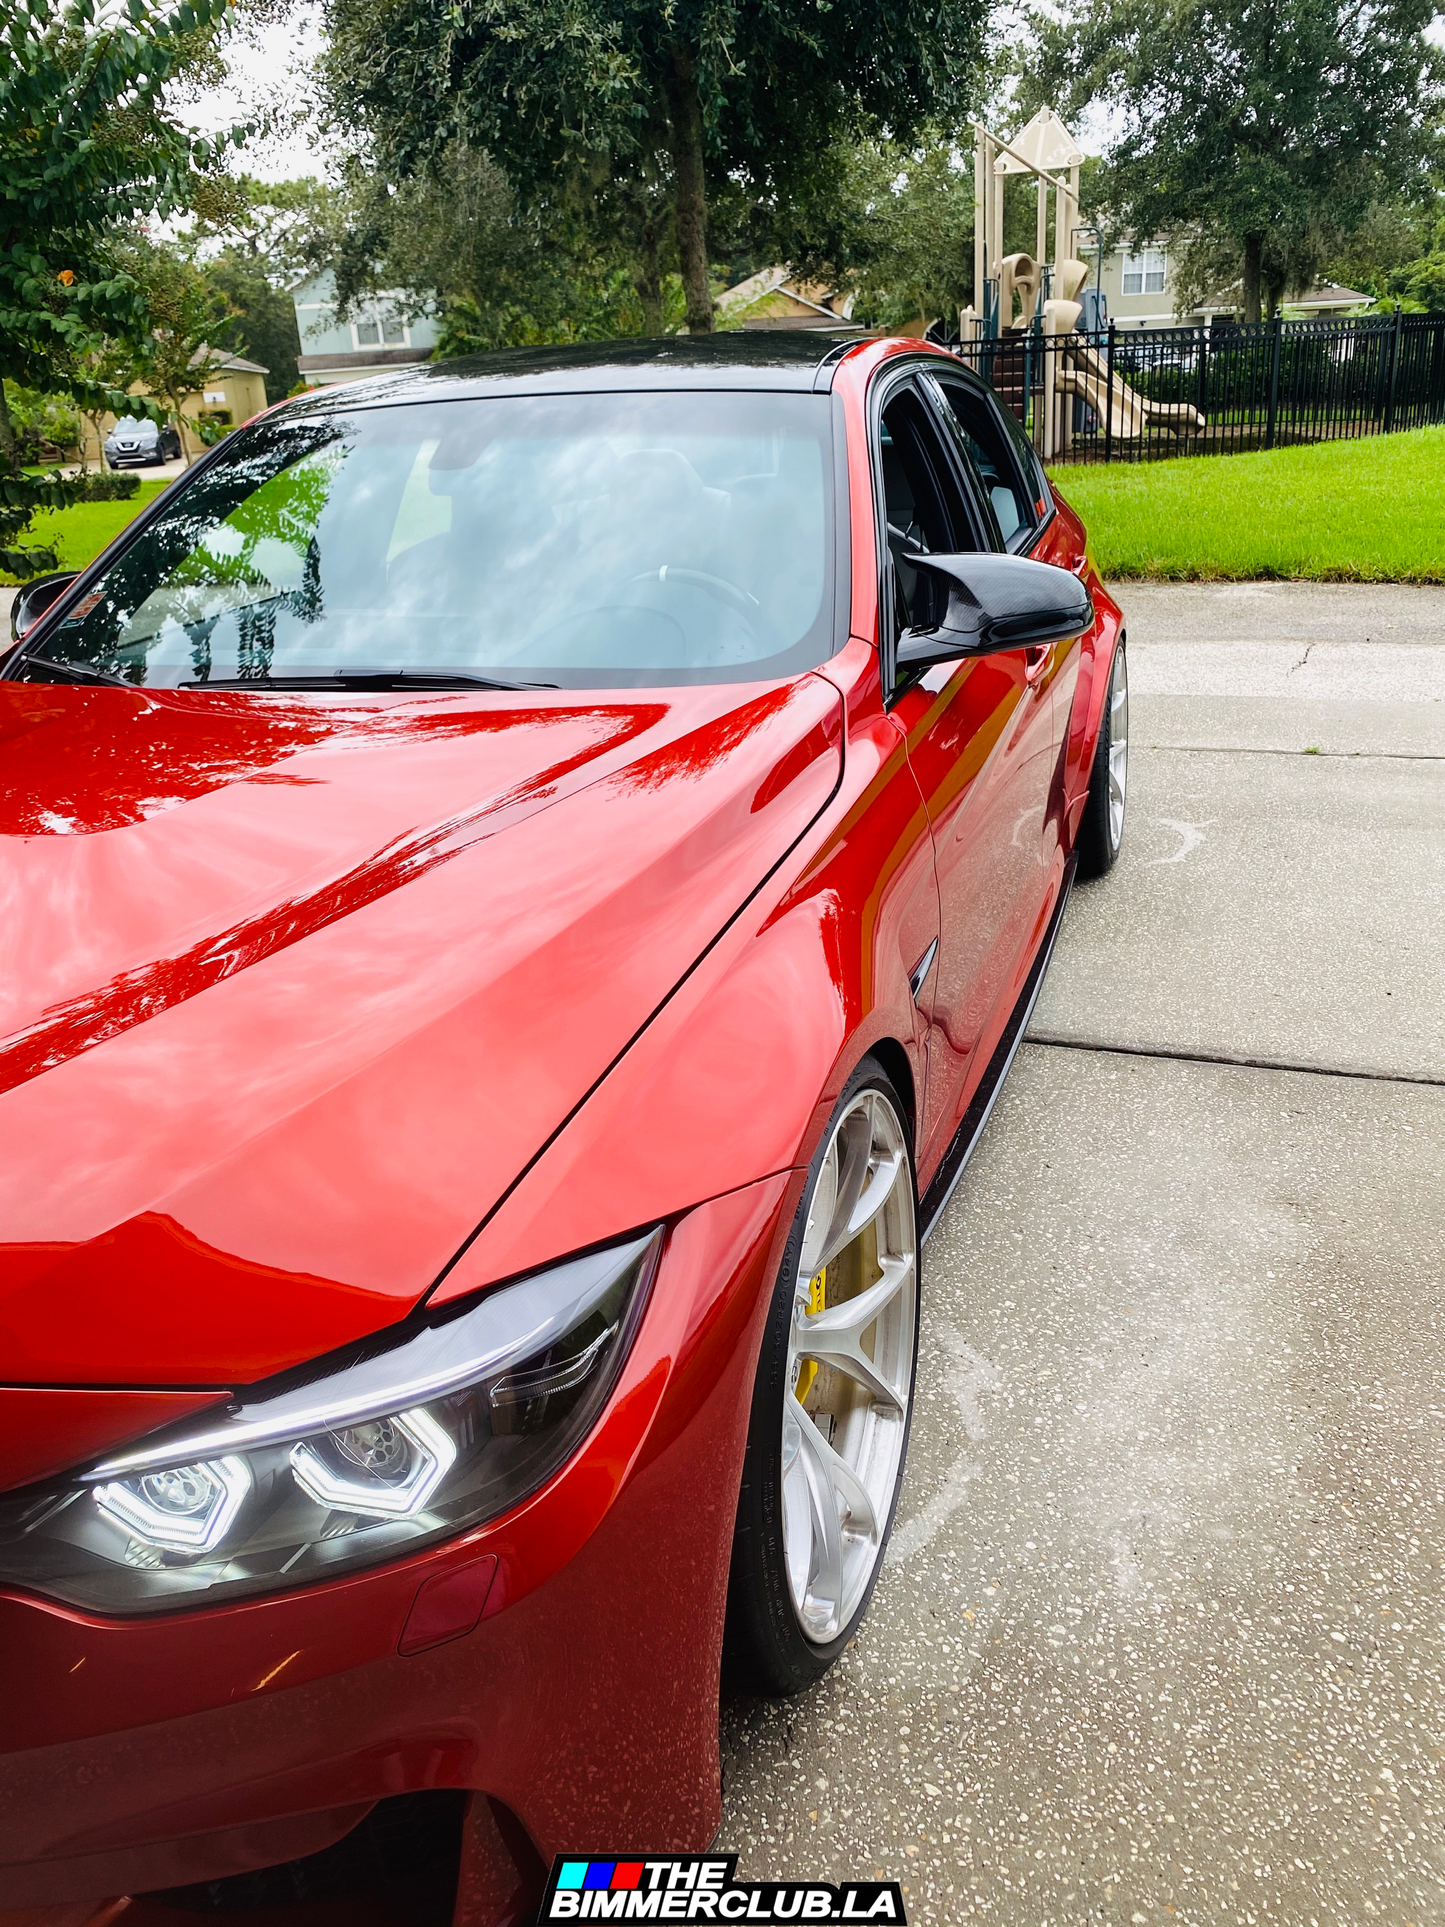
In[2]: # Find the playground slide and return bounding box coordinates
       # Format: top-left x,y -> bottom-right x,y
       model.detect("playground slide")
1056,339 -> 1205,439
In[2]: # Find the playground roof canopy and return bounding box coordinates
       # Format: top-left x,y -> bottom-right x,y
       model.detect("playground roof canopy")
996,107 -> 1087,175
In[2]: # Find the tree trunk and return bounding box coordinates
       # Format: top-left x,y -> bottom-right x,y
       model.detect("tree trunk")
167,390 -> 193,466
634,212 -> 665,337
1242,233 -> 1264,325
664,48 -> 712,334
0,381 -> 18,478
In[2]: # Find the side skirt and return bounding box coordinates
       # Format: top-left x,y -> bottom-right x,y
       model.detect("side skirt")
917,856 -> 1077,1244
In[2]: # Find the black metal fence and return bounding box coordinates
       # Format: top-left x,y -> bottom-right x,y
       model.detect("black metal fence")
947,311 -> 1445,464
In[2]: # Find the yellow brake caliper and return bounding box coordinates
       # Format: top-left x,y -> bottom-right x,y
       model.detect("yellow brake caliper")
795,1266 -> 826,1404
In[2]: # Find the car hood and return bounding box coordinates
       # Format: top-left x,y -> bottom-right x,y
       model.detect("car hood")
0,676 -> 842,1395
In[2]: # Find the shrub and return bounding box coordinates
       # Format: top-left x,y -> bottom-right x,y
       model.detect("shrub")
4,384 -> 82,463
78,472 -> 140,502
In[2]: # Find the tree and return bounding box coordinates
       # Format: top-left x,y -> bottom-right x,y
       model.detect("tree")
331,148 -> 620,352
771,136 -> 981,336
184,175 -> 343,396
323,0 -> 989,334
1323,193 -> 1440,301
69,337 -> 151,470
0,0 -> 238,574
1028,0 -> 1445,323
127,244 -> 239,462
205,253 -> 301,400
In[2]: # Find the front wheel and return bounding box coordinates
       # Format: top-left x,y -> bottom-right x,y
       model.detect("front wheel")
1077,636 -> 1128,878
725,1060 -> 920,1694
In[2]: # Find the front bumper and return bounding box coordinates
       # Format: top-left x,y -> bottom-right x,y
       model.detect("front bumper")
0,1176 -> 795,1917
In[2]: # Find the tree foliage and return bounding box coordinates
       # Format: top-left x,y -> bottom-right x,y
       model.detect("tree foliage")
1027,0 -> 1445,322
322,0 -> 989,334
329,142 -> 681,354
185,175 -> 336,396
122,240 -> 238,460
0,0 -> 240,574
204,253 -> 302,399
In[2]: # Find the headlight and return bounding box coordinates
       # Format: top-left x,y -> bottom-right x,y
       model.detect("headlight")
0,1230 -> 660,1616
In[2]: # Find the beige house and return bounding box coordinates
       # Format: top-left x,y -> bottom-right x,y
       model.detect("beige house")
1088,240 -> 1369,330
79,350 -> 269,465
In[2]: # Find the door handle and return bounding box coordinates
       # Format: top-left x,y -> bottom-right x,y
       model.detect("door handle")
1024,645 -> 1051,686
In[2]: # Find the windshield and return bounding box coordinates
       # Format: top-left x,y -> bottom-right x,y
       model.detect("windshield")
18,391 -> 837,690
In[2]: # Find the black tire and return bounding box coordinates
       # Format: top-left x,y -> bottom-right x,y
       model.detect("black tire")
1076,635 -> 1128,879
724,1056 -> 921,1695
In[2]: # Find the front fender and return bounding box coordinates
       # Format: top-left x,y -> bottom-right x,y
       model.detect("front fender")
432,645 -> 936,1303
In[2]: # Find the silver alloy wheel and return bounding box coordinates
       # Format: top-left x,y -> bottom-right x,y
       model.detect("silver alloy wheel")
782,1088 -> 918,1644
1108,644 -> 1129,852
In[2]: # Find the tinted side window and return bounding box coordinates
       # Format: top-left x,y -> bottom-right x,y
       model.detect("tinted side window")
925,376 -> 1041,552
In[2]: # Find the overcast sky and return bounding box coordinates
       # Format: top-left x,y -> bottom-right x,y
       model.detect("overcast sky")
185,5 -> 328,182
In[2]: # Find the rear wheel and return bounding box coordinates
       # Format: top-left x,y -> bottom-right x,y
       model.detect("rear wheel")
1077,637 -> 1128,877
725,1060 -> 920,1694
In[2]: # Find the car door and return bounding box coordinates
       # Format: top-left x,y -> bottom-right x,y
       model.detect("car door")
873,368 -> 1057,1179
923,370 -> 1081,888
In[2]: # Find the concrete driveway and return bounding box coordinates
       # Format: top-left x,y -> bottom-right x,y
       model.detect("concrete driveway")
721,583 -> 1445,1925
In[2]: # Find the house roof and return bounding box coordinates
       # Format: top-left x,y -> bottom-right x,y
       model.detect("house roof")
1293,283 -> 1370,308
189,346 -> 270,375
717,267 -> 856,328
297,348 -> 433,373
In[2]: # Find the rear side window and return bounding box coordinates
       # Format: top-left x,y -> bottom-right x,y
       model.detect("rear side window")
924,376 -> 1044,552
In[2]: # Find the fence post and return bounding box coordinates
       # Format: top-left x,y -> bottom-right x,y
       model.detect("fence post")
1384,305 -> 1403,434
1104,320 -> 1116,464
1264,313 -> 1283,449
1431,315 -> 1445,426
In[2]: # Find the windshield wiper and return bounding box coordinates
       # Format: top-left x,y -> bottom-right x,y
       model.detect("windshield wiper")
23,656 -> 144,690
177,671 -> 557,692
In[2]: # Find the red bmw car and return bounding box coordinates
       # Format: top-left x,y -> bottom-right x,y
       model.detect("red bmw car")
0,333 -> 1126,1926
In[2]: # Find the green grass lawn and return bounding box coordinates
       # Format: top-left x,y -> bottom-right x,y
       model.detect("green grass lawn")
1048,425 -> 1445,582
2,478 -> 169,586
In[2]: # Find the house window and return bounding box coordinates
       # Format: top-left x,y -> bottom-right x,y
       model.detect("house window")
1121,247 -> 1167,297
352,307 -> 411,350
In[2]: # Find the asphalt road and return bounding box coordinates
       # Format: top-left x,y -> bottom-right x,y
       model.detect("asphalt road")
720,583 -> 1445,1926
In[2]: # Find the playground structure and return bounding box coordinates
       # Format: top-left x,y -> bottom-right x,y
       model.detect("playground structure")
964,109 -> 1204,457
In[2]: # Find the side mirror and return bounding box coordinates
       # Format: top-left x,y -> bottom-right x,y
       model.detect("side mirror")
11,571 -> 80,643
895,552 -> 1093,671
